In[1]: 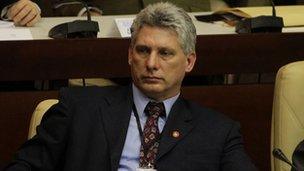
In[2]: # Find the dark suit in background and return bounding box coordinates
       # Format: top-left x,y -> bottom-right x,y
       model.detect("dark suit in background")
0,0 -> 17,13
5,86 -> 257,171
232,0 -> 299,6
49,0 -> 303,17
51,0 -> 214,16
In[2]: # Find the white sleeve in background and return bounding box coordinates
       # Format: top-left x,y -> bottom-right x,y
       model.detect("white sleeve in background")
1,5 -> 12,20
77,7 -> 102,16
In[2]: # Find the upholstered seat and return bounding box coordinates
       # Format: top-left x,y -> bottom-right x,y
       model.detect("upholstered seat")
271,61 -> 304,171
69,78 -> 116,87
28,78 -> 116,138
28,99 -> 59,139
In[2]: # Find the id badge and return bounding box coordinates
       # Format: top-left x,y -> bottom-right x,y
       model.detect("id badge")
136,168 -> 157,171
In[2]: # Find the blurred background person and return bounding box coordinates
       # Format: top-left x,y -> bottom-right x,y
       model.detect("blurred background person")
50,0 -> 230,16
1,0 -> 41,26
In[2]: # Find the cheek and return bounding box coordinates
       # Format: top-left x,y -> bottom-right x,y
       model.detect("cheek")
165,62 -> 187,80
132,59 -> 142,70
131,58 -> 145,74
167,60 -> 187,73
137,55 -> 150,67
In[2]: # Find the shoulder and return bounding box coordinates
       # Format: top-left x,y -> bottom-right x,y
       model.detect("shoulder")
183,98 -> 238,128
180,99 -> 243,147
60,85 -> 122,96
58,85 -> 130,106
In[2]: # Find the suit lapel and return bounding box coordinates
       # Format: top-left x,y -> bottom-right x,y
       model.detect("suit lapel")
99,86 -> 133,170
99,87 -> 195,168
156,97 -> 194,160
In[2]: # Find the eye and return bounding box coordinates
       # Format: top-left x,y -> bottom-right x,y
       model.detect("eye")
159,48 -> 175,58
135,45 -> 150,56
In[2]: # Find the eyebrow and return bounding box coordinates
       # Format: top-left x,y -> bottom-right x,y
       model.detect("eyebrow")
158,47 -> 175,52
135,44 -> 175,51
135,45 -> 151,51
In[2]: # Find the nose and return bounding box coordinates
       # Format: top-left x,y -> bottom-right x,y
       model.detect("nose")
146,51 -> 160,71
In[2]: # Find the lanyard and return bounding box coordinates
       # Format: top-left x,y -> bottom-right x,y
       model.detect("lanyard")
132,103 -> 144,143
132,103 -> 162,154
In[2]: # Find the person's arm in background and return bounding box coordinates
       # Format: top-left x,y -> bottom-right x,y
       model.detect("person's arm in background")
78,6 -> 102,16
221,0 -> 246,7
1,0 -> 41,26
51,0 -> 102,16
210,0 -> 229,11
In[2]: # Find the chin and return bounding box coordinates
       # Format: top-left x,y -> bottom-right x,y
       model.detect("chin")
139,84 -> 164,97
143,85 -> 163,93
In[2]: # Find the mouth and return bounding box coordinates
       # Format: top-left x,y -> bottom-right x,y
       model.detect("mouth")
142,76 -> 163,83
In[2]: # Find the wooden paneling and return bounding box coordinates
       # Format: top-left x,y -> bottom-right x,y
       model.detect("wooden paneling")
0,33 -> 303,81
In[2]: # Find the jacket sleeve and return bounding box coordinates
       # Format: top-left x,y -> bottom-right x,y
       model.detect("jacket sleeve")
51,0 -> 101,16
4,88 -> 72,171
220,122 -> 258,171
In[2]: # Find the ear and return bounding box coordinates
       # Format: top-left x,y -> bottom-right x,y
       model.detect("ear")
128,46 -> 133,65
185,52 -> 196,73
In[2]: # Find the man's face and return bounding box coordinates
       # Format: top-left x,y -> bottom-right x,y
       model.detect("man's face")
129,25 -> 196,101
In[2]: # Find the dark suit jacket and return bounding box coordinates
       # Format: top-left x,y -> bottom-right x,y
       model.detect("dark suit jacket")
5,86 -> 257,171
0,0 -> 17,12
51,0 -> 212,16
292,140 -> 304,170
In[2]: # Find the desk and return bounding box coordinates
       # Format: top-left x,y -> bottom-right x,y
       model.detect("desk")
29,10 -> 304,39
29,13 -> 235,39
0,16 -> 304,171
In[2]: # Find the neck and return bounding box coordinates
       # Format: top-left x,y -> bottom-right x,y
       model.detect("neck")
133,85 -> 180,102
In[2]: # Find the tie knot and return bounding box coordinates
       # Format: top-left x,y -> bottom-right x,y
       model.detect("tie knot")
144,101 -> 165,118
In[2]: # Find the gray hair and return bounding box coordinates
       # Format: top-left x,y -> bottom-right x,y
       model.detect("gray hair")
130,2 -> 196,55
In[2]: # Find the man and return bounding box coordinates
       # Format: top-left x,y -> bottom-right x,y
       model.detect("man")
0,0 -> 40,26
5,2 -> 257,171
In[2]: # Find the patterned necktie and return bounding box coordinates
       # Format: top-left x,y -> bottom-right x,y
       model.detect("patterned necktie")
139,101 -> 165,168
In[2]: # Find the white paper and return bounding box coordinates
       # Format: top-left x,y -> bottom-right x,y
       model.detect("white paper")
0,28 -> 33,41
0,20 -> 15,28
283,26 -> 304,33
115,18 -> 134,38
136,168 -> 157,171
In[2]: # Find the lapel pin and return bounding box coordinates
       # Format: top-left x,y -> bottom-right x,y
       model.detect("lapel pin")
172,130 -> 180,138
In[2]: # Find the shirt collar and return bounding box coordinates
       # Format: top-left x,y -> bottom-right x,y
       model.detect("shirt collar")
132,84 -> 179,118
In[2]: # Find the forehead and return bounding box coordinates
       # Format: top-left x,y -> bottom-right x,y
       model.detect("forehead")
134,26 -> 181,48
